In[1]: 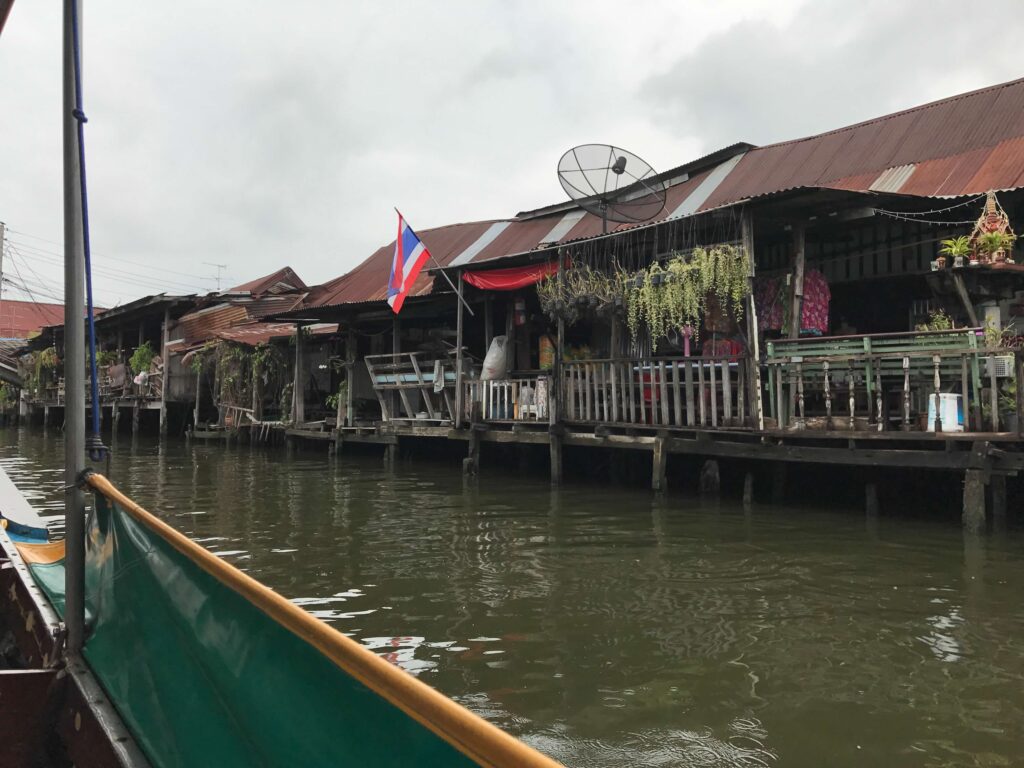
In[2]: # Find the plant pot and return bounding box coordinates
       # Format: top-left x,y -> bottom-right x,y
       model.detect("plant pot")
650,273 -> 664,286
953,256 -> 965,268
994,250 -> 1007,263
935,256 -> 946,269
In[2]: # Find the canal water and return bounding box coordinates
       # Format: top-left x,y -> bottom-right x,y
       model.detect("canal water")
2,427 -> 1022,767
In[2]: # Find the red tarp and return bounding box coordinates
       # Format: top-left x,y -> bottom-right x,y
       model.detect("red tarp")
461,260 -> 560,291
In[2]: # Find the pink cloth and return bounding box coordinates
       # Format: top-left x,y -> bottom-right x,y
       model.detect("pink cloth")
800,269 -> 830,334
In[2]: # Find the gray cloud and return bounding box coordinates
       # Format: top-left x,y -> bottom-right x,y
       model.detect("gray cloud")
642,0 -> 1024,154
0,1 -> 1020,306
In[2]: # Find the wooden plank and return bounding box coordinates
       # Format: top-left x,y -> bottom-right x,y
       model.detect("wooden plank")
709,358 -> 718,427
648,361 -> 658,425
697,360 -> 707,426
408,355 -> 437,419
584,363 -> 593,421
659,361 -> 669,426
989,354 -> 999,432
622,362 -> 630,423
823,360 -> 833,428
610,362 -> 619,423
598,364 -> 606,423
722,358 -> 732,423
961,355 -> 970,432
684,360 -> 695,426
672,362 -> 682,427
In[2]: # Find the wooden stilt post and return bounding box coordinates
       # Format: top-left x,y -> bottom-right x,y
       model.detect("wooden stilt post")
741,211 -> 764,430
962,470 -> 986,533
788,222 -> 806,340
455,272 -> 465,429
865,482 -> 879,517
743,471 -> 754,509
193,365 -> 202,431
112,399 -> 120,432
651,435 -> 667,492
549,432 -> 563,485
464,429 -> 479,475
345,324 -> 356,427
131,403 -> 140,435
159,308 -> 170,436
292,322 -> 305,425
699,459 -> 720,496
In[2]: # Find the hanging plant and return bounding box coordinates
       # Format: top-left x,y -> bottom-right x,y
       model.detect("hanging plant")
621,244 -> 751,343
129,341 -> 155,375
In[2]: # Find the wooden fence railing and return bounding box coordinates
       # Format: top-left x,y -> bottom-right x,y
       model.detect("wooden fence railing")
561,356 -> 748,428
465,374 -> 550,422
765,347 -> 1023,433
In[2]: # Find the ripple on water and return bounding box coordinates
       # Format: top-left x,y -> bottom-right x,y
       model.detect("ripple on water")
3,430 -> 1024,767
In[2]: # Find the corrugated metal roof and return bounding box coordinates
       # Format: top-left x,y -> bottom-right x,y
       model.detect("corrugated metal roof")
215,322 -> 338,346
301,76 -> 1024,308
702,76 -> 1024,207
178,303 -> 249,342
304,220 -> 500,309
228,266 -> 307,296
0,300 -> 66,340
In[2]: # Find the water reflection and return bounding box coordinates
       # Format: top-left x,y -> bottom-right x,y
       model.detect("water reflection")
1,427 -> 1023,767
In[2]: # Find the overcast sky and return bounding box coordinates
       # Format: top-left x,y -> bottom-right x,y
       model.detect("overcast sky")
1,1 -> 1023,307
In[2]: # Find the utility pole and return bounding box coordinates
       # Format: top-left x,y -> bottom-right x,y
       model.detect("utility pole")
0,221 -> 5,336
204,262 -> 227,291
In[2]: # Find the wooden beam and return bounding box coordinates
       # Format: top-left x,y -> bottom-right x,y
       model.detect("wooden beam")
952,272 -> 980,327
455,272 -> 465,429
742,210 -> 764,430
788,222 -> 806,339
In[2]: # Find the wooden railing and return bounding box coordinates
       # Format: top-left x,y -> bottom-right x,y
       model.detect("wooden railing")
561,356 -> 749,429
765,347 -> 1023,433
465,373 -> 550,422
365,352 -> 468,424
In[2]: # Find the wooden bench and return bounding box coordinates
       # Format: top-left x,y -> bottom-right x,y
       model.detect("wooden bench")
365,352 -> 473,423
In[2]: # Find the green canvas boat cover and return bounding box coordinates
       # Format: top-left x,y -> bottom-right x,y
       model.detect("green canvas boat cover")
17,475 -> 558,768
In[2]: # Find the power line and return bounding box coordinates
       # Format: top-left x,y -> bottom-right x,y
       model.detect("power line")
7,240 -> 208,294
7,228 -> 215,282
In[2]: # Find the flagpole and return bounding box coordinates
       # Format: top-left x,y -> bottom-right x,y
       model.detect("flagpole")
394,207 -> 474,317
429,253 -> 474,317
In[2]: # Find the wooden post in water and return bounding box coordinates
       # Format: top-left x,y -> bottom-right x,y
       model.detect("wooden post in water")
651,435 -> 667,492
345,324 -> 356,427
464,429 -> 480,476
741,211 -> 764,430
292,322 -> 305,425
865,482 -> 879,517
158,309 -> 170,435
743,471 -> 754,509
131,402 -> 140,435
699,459 -> 720,496
550,251 -> 566,485
455,272 -> 465,429
788,222 -> 805,340
962,470 -> 986,533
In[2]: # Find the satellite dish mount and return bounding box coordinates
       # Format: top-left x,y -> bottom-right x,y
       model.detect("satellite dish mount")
557,144 -> 667,234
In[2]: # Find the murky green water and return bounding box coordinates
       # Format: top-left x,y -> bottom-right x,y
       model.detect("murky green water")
2,427 -> 1023,767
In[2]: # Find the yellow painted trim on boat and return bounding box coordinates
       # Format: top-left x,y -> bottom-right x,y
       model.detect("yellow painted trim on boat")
85,474 -> 561,768
15,540 -> 66,566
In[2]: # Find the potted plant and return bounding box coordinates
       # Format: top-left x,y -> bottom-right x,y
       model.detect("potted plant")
977,231 -> 1016,264
939,235 -> 970,269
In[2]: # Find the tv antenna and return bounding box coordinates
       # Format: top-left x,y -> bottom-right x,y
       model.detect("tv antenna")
557,144 -> 667,233
204,262 -> 228,291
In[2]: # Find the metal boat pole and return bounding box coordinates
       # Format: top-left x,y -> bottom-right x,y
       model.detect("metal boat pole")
62,0 -> 87,655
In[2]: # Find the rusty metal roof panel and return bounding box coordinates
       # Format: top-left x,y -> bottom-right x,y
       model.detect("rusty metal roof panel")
228,266 -> 307,296
215,322 -> 338,346
703,77 -> 1024,210
177,303 -> 249,343
965,135 -> 1024,192
305,220 -> 499,308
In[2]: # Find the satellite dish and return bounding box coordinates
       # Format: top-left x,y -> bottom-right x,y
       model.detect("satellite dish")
557,144 -> 667,233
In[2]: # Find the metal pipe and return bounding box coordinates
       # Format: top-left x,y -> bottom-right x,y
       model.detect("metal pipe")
62,0 -> 87,655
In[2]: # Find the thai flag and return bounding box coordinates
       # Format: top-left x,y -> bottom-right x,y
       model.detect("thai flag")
387,210 -> 432,314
